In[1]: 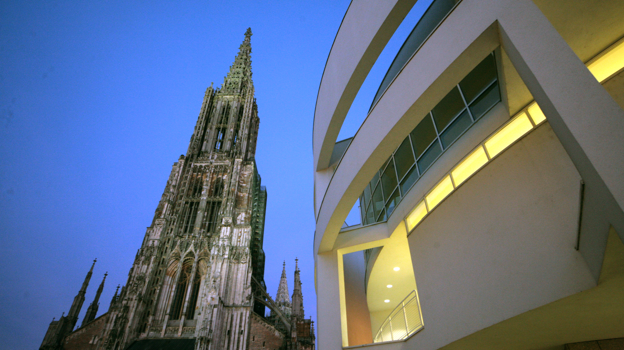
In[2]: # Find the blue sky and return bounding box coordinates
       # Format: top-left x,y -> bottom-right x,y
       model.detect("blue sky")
0,1 -> 433,348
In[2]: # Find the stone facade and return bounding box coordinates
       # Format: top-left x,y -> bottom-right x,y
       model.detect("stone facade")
39,29 -> 314,350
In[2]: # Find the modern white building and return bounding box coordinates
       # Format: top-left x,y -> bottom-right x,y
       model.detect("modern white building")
312,0 -> 624,349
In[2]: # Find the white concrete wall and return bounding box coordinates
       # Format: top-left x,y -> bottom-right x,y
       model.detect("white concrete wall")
404,125 -> 595,349
343,252 -> 373,346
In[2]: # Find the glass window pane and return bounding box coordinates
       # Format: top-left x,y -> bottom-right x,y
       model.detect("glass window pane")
394,138 -> 415,181
417,142 -> 442,173
376,208 -> 386,222
363,183 -> 371,207
432,87 -> 465,131
400,165 -> 419,195
469,82 -> 500,120
381,159 -> 398,202
440,110 -> 472,148
460,54 -> 497,103
359,197 -> 367,225
381,158 -> 391,172
366,203 -> 375,224
371,184 -> 384,219
410,115 -> 437,158
371,171 -> 380,189
385,189 -> 400,217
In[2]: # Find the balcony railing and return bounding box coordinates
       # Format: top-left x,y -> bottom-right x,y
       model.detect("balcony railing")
373,290 -> 423,343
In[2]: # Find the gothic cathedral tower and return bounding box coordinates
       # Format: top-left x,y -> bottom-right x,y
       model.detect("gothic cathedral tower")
40,29 -> 315,350
101,28 -> 267,349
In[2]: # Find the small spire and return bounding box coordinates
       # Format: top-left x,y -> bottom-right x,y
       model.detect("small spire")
110,284 -> 120,308
275,261 -> 291,308
292,258 -> 304,318
82,272 -> 108,326
67,259 -> 95,328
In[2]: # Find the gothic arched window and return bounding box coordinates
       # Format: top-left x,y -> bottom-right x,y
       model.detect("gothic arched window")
186,259 -> 207,320
169,258 -> 193,320
155,259 -> 179,320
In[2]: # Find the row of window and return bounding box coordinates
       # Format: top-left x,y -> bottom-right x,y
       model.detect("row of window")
404,101 -> 547,233
360,53 -> 501,225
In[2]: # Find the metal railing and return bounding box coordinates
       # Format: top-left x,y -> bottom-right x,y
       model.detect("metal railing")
373,290 -> 423,343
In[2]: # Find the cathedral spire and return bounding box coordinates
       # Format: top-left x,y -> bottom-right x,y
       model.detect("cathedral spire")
272,261 -> 292,318
81,272 -> 107,327
292,258 -> 304,319
221,28 -> 253,95
66,259 -> 96,329
110,284 -> 120,308
276,261 -> 291,303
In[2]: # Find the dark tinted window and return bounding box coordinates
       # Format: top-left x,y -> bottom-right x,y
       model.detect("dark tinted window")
417,142 -> 442,173
440,110 -> 472,148
385,189 -> 400,216
432,87 -> 465,131
371,172 -> 380,188
411,114 -> 437,158
394,138 -> 415,180
366,204 -> 375,224
376,208 -> 386,222
363,183 -> 371,208
371,184 -> 384,219
381,159 -> 398,201
460,54 -> 497,103
400,165 -> 419,195
469,82 -> 500,120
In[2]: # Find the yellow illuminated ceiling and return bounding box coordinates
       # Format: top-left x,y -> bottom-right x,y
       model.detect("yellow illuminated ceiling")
366,226 -> 417,314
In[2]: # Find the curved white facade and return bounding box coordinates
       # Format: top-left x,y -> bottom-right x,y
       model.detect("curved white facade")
313,0 -> 624,349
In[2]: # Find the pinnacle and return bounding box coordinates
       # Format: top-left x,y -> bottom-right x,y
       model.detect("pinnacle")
276,261 -> 291,304
220,28 -> 254,95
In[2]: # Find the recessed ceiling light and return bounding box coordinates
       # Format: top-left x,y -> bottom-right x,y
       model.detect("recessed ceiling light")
387,284 -> 393,288
393,267 -> 400,271
384,299 -> 390,303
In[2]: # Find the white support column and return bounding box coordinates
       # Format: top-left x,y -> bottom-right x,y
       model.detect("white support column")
497,0 -> 624,278
316,250 -> 345,349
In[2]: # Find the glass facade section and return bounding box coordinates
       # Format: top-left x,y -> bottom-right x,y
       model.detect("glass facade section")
417,141 -> 442,173
432,87 -> 465,131
404,101 -> 549,234
440,110 -> 472,148
359,52 -> 501,225
469,82 -> 500,120
394,138 -> 415,180
459,54 -> 497,103
411,115 -> 437,158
